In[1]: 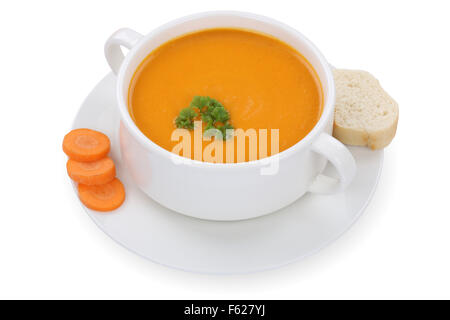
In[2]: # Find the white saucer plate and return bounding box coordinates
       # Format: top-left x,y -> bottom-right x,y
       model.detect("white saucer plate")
71,74 -> 383,274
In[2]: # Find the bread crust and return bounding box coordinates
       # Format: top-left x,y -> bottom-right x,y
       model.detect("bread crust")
333,112 -> 398,150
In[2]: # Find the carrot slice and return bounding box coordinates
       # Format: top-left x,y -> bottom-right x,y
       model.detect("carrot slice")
67,157 -> 116,186
78,178 -> 125,212
63,128 -> 110,162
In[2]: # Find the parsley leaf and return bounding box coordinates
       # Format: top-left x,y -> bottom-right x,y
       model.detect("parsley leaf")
175,96 -> 234,140
217,122 -> 234,140
175,107 -> 197,130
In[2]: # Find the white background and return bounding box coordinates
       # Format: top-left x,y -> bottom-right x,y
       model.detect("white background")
0,0 -> 449,300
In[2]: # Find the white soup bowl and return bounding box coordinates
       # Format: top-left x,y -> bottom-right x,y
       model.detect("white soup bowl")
104,11 -> 356,221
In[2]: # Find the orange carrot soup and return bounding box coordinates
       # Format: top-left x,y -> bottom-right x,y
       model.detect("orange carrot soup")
128,28 -> 323,163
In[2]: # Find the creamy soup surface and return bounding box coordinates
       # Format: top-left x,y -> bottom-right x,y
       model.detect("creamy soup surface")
129,28 -> 323,163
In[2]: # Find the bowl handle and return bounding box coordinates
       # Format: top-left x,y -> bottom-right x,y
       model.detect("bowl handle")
105,28 -> 143,75
308,133 -> 357,194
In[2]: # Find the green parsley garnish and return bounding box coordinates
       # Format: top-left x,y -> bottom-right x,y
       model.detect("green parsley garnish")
174,107 -> 197,130
175,96 -> 234,140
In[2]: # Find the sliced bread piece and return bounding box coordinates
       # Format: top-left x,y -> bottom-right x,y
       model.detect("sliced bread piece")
333,69 -> 398,150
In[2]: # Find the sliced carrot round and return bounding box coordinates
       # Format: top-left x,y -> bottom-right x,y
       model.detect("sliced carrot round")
63,128 -> 110,162
78,178 -> 125,212
67,157 -> 116,186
